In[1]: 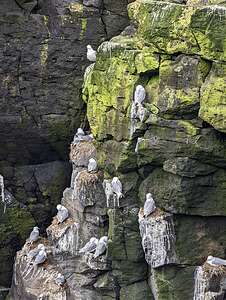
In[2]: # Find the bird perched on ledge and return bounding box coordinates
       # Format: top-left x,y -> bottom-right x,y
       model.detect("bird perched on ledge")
94,236 -> 108,258
144,193 -> 156,217
134,85 -> 146,104
27,243 -> 45,261
29,226 -> 39,244
33,249 -> 47,266
111,177 -> 123,207
206,256 -> 226,266
56,204 -> 69,223
88,158 -> 98,173
87,45 -> 97,62
55,273 -> 66,286
79,237 -> 99,254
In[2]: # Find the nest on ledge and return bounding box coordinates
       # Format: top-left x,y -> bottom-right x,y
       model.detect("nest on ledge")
203,262 -> 226,278
76,170 -> 102,188
70,141 -> 96,163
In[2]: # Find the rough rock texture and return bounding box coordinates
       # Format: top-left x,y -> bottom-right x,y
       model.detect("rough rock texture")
193,264 -> 226,300
0,0 -> 131,292
81,0 -> 226,298
139,210 -> 177,268
8,0 -> 226,299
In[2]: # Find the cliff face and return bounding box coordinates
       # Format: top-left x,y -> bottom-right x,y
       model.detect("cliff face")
0,0 -> 131,292
82,0 -> 226,298
7,0 -> 226,299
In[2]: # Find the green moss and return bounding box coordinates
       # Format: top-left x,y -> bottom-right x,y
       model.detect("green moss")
152,266 -> 195,300
80,17 -> 87,39
199,63 -> 226,133
135,47 -> 159,73
84,48 -> 139,140
0,207 -> 35,241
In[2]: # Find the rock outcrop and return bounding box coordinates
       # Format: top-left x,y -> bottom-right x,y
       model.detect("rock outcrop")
0,0 -> 131,291
6,0 -> 226,299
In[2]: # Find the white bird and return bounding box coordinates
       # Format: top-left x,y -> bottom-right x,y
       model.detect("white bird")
29,226 -> 39,244
79,237 -> 99,254
134,85 -> 146,104
73,128 -> 85,144
33,249 -> 47,266
94,236 -> 108,258
27,244 -> 45,260
77,128 -> 85,136
111,177 -> 123,207
56,204 -> 69,223
88,158 -> 98,172
55,273 -> 65,286
206,256 -> 226,266
143,193 -> 156,217
103,179 -> 114,207
87,45 -> 97,62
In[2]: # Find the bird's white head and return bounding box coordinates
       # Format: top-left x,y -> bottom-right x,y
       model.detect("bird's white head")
112,177 -> 119,183
207,255 -> 213,262
87,45 -> 92,50
89,158 -> 96,163
146,193 -> 153,200
57,204 -> 62,211
136,84 -> 144,91
77,128 -> 85,136
100,236 -> 108,243
57,273 -> 63,279
33,226 -> 39,231
37,244 -> 45,250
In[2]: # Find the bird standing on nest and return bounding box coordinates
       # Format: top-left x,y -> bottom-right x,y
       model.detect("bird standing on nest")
56,204 -> 69,224
94,236 -> 108,258
144,193 -> 156,217
79,237 -> 99,254
28,226 -> 40,244
88,158 -> 98,173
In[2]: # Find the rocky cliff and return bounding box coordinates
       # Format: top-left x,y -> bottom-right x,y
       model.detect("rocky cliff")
5,0 -> 226,299
0,0 -> 131,294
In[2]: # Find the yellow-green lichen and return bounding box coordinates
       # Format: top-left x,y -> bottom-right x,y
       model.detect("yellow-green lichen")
80,17 -> 87,39
40,39 -> 49,67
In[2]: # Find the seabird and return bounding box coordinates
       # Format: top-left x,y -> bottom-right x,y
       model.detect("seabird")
94,236 -> 108,258
55,273 -> 66,286
29,226 -> 39,244
111,177 -> 123,206
79,237 -> 99,254
87,45 -> 97,62
88,158 -> 98,172
56,204 -> 69,223
134,85 -> 146,104
143,193 -> 156,217
33,249 -> 47,266
206,256 -> 226,266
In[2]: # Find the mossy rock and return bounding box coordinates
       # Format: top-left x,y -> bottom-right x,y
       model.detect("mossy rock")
150,265 -> 195,300
120,280 -> 153,300
139,167 -> 226,216
128,1 -> 226,60
199,62 -> 226,133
